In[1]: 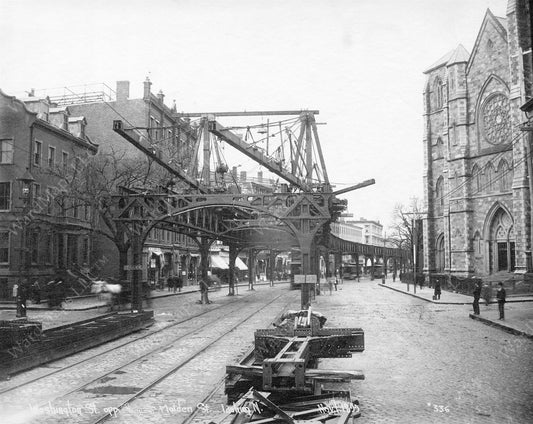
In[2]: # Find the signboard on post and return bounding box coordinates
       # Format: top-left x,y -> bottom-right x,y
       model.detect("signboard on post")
297,274 -> 317,309
124,264 -> 143,271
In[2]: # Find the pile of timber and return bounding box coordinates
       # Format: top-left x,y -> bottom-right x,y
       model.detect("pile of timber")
221,308 -> 365,423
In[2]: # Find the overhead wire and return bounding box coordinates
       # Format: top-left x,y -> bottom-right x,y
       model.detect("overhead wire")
433,125 -> 528,205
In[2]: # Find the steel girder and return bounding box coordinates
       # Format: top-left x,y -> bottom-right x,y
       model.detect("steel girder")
110,191 -> 333,247
329,234 -> 410,260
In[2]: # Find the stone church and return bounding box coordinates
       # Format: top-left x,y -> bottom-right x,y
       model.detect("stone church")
422,0 -> 532,279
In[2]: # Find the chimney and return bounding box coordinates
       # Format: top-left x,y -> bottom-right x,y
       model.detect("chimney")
240,171 -> 247,182
157,90 -> 165,104
257,171 -> 263,183
116,81 -> 130,102
143,77 -> 152,100
232,166 -> 238,179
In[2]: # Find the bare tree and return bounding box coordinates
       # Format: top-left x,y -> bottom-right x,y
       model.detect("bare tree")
45,148 -> 174,280
388,198 -> 424,272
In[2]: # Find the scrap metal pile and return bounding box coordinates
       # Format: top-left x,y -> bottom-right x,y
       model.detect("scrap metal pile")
218,308 -> 365,423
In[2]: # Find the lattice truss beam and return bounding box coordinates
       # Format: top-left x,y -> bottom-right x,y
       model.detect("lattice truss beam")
111,191 -> 334,246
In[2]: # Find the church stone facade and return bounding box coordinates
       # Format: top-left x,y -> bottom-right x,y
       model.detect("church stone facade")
422,1 -> 532,279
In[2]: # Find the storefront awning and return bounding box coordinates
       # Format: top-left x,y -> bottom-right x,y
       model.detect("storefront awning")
148,248 -> 164,256
235,257 -> 248,271
211,255 -> 229,269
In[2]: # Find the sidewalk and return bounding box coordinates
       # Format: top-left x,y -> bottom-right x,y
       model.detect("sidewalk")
378,276 -> 533,338
0,280 -> 289,330
0,284 -> 200,311
378,276 -> 533,305
0,279 -> 289,312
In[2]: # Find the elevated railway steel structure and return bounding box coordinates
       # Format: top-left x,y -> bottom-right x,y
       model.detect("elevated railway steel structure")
111,110 -> 409,310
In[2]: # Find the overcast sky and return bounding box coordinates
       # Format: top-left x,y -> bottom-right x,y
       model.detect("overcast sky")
0,0 -> 509,228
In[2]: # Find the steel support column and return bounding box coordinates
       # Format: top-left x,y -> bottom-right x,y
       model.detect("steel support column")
228,244 -> 237,296
269,250 -> 276,287
248,249 -> 256,290
298,234 -> 315,309
131,224 -> 143,312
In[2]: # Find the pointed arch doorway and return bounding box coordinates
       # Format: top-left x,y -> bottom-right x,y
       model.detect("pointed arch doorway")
487,207 -> 515,273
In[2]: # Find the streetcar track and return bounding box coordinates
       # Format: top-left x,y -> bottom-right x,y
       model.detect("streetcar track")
180,311 -> 285,424
36,299 -> 260,408
86,293 -> 290,424
0,292 -> 251,396
6,291 -> 290,423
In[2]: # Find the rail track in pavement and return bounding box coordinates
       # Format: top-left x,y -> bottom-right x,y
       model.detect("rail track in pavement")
0,291 -> 241,396
2,288 -> 297,424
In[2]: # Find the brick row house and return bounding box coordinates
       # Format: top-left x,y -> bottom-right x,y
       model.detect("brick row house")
0,90 -> 98,299
65,79 -> 200,285
422,1 -> 532,280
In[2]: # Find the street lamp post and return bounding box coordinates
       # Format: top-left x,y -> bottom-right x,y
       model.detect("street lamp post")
16,169 -> 35,318
412,217 -> 417,295
405,209 -> 427,295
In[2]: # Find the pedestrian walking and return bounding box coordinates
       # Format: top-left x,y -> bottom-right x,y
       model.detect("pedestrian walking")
12,283 -> 18,301
472,281 -> 481,315
496,282 -> 506,320
433,280 -> 441,300
328,279 -> 333,295
176,275 -> 183,292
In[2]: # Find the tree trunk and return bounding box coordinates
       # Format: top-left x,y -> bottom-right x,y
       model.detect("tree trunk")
118,244 -> 129,281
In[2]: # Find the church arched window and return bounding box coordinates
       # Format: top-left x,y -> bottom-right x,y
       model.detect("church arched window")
472,164 -> 481,194
434,78 -> 444,109
435,176 -> 444,216
436,137 -> 444,159
485,162 -> 496,192
498,159 -> 512,191
436,234 -> 445,272
480,164 -> 488,193
473,231 -> 482,257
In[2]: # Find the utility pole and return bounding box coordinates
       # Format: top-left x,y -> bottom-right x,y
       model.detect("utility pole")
405,209 -> 427,294
412,217 -> 417,295
16,169 -> 35,318
382,231 -> 387,284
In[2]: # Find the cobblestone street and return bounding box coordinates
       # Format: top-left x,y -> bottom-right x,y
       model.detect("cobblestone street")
2,280 -> 532,424
315,279 -> 533,423
194,279 -> 533,424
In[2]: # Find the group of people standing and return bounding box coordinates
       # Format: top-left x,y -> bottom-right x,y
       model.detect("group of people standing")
433,279 -> 507,320
472,281 -> 506,319
12,278 -> 67,309
166,275 -> 184,293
